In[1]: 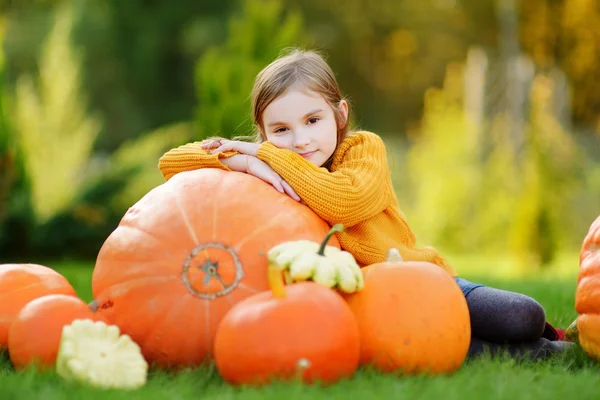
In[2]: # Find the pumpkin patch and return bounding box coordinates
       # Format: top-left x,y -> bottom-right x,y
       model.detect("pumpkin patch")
344,249 -> 471,374
90,168 -> 340,368
0,263 -> 77,348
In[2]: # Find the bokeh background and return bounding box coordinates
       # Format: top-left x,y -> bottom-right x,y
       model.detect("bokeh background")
0,0 -> 598,278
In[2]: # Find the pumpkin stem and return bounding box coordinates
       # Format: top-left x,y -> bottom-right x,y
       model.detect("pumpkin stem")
295,358 -> 311,382
317,224 -> 344,256
268,264 -> 287,298
88,300 -> 99,312
283,270 -> 293,285
386,248 -> 403,262
565,318 -> 579,343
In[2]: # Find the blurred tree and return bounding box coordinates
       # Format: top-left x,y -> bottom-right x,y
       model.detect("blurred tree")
404,51 -> 584,269
73,0 -> 237,151
0,15 -> 35,257
518,0 -> 600,130
3,0 -> 237,153
194,0 -> 307,140
509,75 -> 582,268
12,3 -> 101,223
284,0 -> 485,135
3,4 -> 193,260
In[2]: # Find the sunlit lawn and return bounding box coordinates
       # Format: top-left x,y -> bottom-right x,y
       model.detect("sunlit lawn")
2,252 -> 599,400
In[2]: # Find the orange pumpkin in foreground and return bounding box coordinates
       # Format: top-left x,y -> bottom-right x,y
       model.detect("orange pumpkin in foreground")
0,264 -> 77,348
571,215 -> 600,359
344,249 -> 471,375
91,169 -> 339,369
8,294 -> 103,370
214,265 -> 360,385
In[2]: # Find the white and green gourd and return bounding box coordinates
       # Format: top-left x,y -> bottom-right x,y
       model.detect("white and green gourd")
267,224 -> 364,293
56,319 -> 148,390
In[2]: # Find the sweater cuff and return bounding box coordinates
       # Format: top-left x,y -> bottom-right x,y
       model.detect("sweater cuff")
256,141 -> 280,162
214,151 -> 238,171
257,142 -> 309,170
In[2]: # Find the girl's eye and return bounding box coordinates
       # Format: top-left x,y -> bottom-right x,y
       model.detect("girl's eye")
274,127 -> 288,133
307,117 -> 319,125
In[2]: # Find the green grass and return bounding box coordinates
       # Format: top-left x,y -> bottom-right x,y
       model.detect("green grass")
2,259 -> 599,400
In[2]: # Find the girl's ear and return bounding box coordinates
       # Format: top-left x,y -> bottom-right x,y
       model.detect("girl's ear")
337,100 -> 349,129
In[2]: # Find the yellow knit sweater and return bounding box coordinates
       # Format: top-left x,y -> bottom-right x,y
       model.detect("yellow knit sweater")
158,131 -> 457,276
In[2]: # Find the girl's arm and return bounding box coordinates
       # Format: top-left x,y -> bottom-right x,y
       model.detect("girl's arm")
157,141 -> 301,200
157,141 -> 241,180
256,132 -> 391,227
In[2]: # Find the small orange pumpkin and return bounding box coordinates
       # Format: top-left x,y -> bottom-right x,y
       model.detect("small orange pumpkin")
91,169 -> 339,368
8,294 -> 103,370
344,249 -> 471,374
0,263 -> 77,348
214,264 -> 360,385
571,215 -> 600,358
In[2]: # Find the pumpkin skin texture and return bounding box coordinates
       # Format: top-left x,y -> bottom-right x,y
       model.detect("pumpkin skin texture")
8,294 -> 103,370
0,264 -> 77,348
344,249 -> 471,375
214,269 -> 360,385
91,169 -> 339,369
573,215 -> 600,359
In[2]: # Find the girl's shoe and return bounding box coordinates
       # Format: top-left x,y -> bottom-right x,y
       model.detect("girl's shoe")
542,322 -> 572,342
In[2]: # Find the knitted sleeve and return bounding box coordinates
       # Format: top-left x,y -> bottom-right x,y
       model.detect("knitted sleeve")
256,132 -> 391,227
157,141 -> 238,181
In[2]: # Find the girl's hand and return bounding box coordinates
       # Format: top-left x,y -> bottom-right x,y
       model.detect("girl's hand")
245,156 -> 301,202
202,139 -> 260,157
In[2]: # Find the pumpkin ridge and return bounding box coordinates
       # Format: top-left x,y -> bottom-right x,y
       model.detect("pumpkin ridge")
0,280 -> 74,302
233,204 -> 290,253
203,297 -> 210,358
579,323 -> 600,356
236,282 -> 262,294
115,224 -> 180,260
94,275 -> 179,300
210,172 -> 226,242
174,188 -> 201,246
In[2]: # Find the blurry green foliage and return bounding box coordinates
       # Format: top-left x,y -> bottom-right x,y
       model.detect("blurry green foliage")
194,0 -> 306,140
0,17 -> 34,257
1,5 -> 193,260
13,4 -> 101,223
402,61 -> 590,270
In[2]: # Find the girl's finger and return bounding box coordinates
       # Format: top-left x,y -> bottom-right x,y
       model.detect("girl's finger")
282,181 -> 301,202
210,144 -> 232,154
271,179 -> 285,194
202,139 -> 229,149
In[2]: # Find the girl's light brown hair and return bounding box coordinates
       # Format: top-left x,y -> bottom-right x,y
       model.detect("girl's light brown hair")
237,48 -> 351,168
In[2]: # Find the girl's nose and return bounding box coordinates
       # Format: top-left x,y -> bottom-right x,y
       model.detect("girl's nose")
293,133 -> 310,148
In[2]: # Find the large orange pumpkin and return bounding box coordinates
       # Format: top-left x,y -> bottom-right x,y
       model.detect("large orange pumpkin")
91,169 -> 339,369
214,264 -> 360,385
0,264 -> 77,348
8,294 -> 104,370
571,215 -> 600,358
344,249 -> 471,375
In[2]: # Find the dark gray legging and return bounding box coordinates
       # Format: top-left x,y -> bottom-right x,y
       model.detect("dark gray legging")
465,286 -> 570,361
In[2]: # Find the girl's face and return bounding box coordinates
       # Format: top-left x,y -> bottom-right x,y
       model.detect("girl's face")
261,86 -> 348,167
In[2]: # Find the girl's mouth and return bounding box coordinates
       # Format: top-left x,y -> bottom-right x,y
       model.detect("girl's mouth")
299,151 -> 317,158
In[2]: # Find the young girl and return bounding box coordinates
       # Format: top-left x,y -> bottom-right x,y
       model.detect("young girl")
158,49 -> 572,360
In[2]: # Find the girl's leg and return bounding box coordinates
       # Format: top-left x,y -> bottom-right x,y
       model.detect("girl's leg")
467,336 -> 572,361
463,285 -> 573,359
465,285 -> 546,343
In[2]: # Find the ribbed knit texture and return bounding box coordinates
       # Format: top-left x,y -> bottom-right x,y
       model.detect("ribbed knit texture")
158,141 -> 238,180
158,131 -> 457,275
